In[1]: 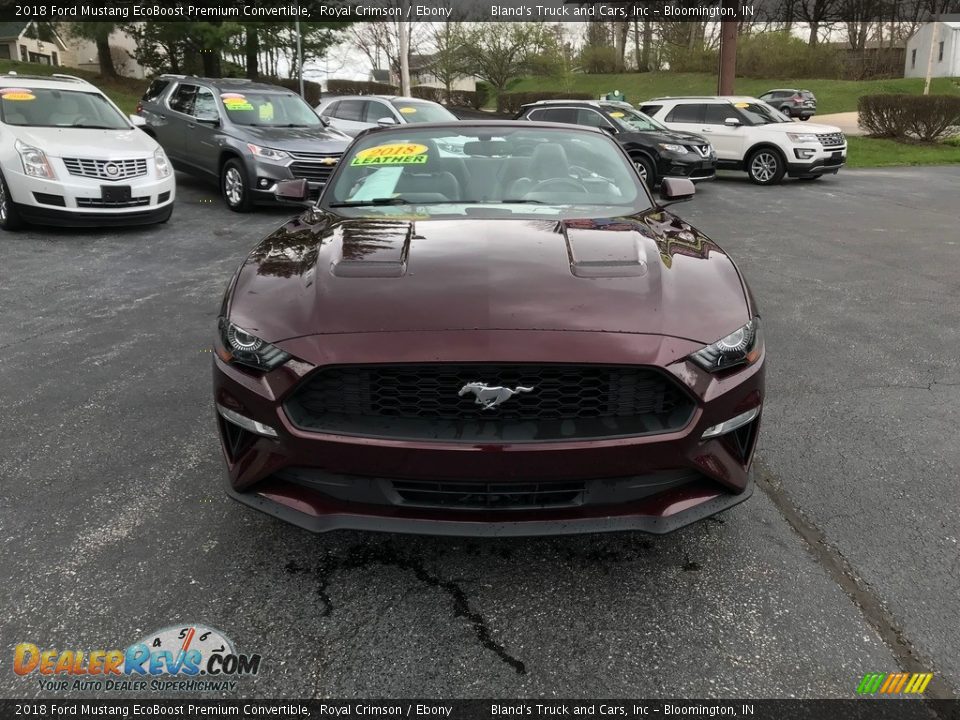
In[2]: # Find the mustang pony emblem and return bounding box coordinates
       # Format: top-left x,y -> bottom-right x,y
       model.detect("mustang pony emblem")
458,382 -> 534,410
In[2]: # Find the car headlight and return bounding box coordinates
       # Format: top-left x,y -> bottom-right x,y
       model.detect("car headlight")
216,318 -> 291,371
658,143 -> 689,154
154,147 -> 172,178
16,139 -> 56,179
787,133 -> 818,143
247,144 -> 290,161
690,318 -> 762,372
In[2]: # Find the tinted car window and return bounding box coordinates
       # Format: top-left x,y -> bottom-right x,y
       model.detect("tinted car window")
604,106 -> 666,132
364,101 -> 391,123
638,104 -> 662,117
390,100 -> 458,123
336,100 -> 365,122
575,109 -> 611,128
321,100 -> 339,117
169,84 -> 198,115
528,107 -> 577,123
704,104 -> 740,124
142,78 -> 170,103
193,88 -> 219,121
665,104 -> 704,123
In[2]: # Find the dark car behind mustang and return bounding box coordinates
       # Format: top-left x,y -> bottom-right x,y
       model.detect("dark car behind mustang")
213,121 -> 765,536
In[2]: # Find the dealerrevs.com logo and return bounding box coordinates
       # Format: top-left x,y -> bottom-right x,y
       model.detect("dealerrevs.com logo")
13,624 -> 262,693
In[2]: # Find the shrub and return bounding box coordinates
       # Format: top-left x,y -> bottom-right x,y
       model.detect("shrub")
325,79 -> 398,96
578,45 -> 623,74
266,78 -> 322,107
859,94 -> 960,142
473,82 -> 491,110
411,85 -> 442,102
736,32 -> 841,79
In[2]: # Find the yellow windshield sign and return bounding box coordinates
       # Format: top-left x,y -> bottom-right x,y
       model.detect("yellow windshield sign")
0,88 -> 35,101
397,107 -> 417,114
351,143 -> 429,166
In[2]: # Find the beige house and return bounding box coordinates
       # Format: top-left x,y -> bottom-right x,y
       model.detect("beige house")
0,22 -> 67,66
61,24 -> 147,79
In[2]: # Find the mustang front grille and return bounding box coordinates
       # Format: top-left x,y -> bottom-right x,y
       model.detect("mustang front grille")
284,363 -> 696,442
63,157 -> 148,181
392,479 -> 585,509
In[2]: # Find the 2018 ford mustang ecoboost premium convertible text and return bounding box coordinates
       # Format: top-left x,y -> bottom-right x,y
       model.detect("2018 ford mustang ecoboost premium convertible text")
213,121 -> 765,536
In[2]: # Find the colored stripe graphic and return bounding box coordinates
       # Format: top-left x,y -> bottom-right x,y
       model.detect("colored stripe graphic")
857,673 -> 933,695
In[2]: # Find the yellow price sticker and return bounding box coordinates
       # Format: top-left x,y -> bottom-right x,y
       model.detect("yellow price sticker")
351,142 -> 429,166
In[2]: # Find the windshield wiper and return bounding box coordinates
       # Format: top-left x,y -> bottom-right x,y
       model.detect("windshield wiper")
499,199 -> 544,204
70,124 -> 118,129
329,197 -> 432,207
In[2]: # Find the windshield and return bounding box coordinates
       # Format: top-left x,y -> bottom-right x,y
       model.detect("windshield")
735,101 -> 790,125
0,88 -> 128,129
390,100 -> 457,123
324,127 -> 650,219
220,91 -> 321,127
604,105 -> 667,132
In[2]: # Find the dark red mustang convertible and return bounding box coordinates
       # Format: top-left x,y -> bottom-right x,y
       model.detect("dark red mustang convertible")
213,121 -> 765,536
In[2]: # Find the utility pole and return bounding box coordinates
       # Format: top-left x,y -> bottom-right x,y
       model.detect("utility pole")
924,17 -> 940,95
399,19 -> 411,96
295,20 -> 304,98
717,0 -> 740,95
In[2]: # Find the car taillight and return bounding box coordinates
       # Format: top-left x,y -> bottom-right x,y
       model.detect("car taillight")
793,95 -> 803,102
135,101 -> 143,114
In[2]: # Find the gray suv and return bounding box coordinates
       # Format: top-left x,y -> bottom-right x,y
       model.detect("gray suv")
137,76 -> 350,211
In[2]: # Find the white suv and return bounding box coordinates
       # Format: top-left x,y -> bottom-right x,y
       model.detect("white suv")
0,73 -> 175,230
639,96 -> 846,185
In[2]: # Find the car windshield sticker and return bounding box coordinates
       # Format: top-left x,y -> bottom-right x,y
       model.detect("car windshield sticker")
350,167 -> 404,200
734,102 -> 750,108
258,102 -> 274,121
397,106 -> 417,114
0,88 -> 36,101
608,111 -> 625,118
351,143 -> 428,166
221,93 -> 254,111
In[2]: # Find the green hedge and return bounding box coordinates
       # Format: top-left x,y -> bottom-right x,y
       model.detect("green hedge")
411,86 -> 489,111
325,79 -> 399,96
858,94 -> 960,141
266,78 -> 322,106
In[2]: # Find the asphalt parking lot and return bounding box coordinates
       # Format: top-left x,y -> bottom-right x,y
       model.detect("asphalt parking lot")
1,166 -> 957,699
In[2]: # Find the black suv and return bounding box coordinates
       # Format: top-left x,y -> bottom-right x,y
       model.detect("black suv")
136,76 -> 350,211
515,100 -> 716,186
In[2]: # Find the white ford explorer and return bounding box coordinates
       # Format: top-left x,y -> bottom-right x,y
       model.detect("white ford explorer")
0,73 -> 175,230
639,96 -> 847,185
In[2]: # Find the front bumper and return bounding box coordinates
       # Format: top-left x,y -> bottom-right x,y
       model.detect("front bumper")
213,330 -> 765,536
786,145 -> 846,177
658,154 -> 717,183
248,155 -> 337,199
6,163 -> 175,227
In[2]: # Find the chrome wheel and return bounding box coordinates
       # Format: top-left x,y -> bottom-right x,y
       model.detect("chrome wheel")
750,152 -> 779,183
634,161 -> 648,184
224,167 -> 244,206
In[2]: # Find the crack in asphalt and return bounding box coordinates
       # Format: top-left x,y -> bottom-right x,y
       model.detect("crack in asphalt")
753,459 -> 957,703
285,544 -> 528,675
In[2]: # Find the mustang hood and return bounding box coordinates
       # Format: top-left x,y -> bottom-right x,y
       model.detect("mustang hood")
229,213 -> 751,345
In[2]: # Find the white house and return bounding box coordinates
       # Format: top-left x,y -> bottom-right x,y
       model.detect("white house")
0,22 -> 66,66
904,17 -> 960,78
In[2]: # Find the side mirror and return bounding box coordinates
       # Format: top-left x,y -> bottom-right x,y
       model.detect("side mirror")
600,125 -> 618,136
196,116 -> 220,127
724,117 -> 741,127
275,178 -> 311,204
377,117 -> 398,127
659,177 -> 695,206
129,114 -> 146,128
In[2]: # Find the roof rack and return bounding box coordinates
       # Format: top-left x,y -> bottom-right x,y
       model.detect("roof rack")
51,73 -> 92,84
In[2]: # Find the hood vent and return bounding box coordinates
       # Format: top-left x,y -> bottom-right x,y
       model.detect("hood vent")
331,220 -> 412,278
